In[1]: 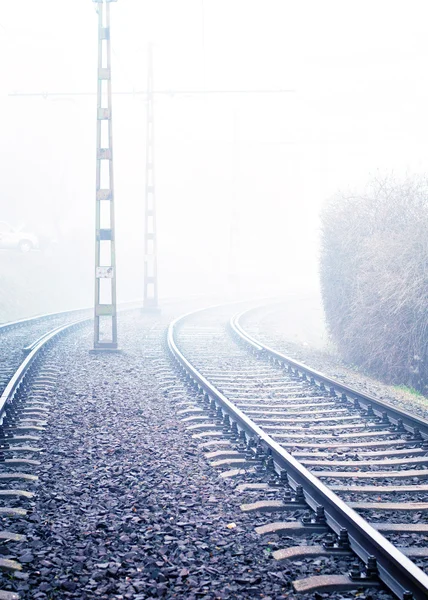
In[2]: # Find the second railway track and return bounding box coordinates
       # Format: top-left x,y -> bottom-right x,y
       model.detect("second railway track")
0,310 -> 91,398
168,303 -> 428,600
0,314 -> 90,599
0,302 -> 142,598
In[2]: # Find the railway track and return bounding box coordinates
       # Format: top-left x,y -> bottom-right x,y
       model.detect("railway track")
0,310 -> 92,398
168,303 -> 428,600
0,303 -> 146,598
2,300 -> 427,598
0,314 -> 89,599
0,301 -> 144,398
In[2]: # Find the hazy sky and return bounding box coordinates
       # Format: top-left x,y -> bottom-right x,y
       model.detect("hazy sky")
2,1 -> 428,298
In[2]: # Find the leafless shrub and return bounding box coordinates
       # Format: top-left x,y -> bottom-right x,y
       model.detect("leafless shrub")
320,176 -> 428,393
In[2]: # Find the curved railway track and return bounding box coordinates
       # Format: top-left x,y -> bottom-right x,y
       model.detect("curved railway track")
0,304 -> 144,598
0,301 -> 142,397
0,309 -> 95,599
0,311 -> 90,395
168,303 -> 428,600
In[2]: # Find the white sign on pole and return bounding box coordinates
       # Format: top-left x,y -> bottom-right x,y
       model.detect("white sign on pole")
96,266 -> 114,278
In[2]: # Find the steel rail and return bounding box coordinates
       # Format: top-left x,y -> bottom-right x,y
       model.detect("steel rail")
0,316 -> 91,600
0,307 -> 90,334
0,298 -> 146,336
0,319 -> 88,419
168,307 -> 428,600
0,298 -> 148,416
0,298 -> 153,417
0,297 -> 268,336
232,307 -> 428,439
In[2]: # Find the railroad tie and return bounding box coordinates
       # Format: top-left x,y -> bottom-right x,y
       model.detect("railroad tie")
255,521 -> 328,536
312,469 -> 428,479
293,574 -> 380,594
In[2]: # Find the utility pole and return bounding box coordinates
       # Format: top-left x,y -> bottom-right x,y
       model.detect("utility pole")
228,207 -> 240,293
92,0 -> 119,351
228,111 -> 240,296
143,44 -> 159,311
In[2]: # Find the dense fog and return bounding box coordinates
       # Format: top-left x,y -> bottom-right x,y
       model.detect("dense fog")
1,0 -> 428,319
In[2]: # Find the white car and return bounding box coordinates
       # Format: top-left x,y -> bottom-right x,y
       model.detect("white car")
0,221 -> 39,252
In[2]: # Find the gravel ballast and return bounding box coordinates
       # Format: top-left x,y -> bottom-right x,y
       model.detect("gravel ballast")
0,307 -> 396,599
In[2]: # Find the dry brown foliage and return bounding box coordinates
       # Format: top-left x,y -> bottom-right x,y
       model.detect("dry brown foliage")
320,176 -> 428,393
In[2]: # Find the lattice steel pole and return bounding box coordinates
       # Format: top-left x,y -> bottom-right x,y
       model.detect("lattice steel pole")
92,0 -> 119,351
228,208 -> 240,292
228,111 -> 240,295
143,44 -> 159,311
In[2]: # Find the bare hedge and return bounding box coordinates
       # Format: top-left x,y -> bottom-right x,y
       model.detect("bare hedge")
320,177 -> 428,394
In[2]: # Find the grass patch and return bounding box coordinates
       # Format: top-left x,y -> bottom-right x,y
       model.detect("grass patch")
395,385 -> 425,398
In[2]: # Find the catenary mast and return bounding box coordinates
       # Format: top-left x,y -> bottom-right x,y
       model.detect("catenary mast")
143,44 -> 159,311
92,0 -> 119,351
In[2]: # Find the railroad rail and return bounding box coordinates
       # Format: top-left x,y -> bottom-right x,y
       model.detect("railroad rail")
233,305 -> 428,438
168,303 -> 428,600
0,307 -> 90,334
0,309 -> 94,402
0,317 -> 89,599
0,302 -> 142,598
